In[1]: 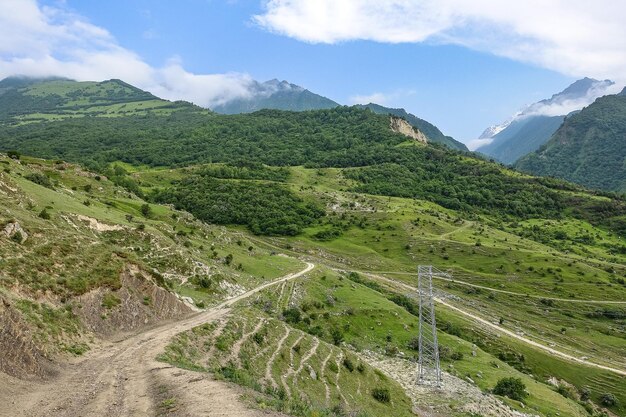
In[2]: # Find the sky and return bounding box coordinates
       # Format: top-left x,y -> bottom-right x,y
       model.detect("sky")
1,0 -> 625,147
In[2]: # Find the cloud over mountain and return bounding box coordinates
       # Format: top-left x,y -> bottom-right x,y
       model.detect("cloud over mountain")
0,0 -> 255,108
254,0 -> 626,81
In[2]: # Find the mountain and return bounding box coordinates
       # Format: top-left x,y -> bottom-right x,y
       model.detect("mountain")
0,76 -> 199,124
516,91 -> 626,192
211,79 -> 339,114
2,76 -> 626,416
355,103 -> 469,151
477,78 -> 615,164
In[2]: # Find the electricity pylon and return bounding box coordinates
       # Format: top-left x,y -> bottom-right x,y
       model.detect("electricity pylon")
417,265 -> 442,386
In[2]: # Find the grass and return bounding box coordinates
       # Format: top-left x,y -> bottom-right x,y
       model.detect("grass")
3,156 -> 625,415
160,309 -> 415,417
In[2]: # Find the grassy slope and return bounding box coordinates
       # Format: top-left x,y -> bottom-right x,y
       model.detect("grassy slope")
0,155 -> 303,355
131,162 -> 626,416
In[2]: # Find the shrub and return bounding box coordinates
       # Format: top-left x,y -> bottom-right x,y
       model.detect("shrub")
25,172 -> 53,188
140,203 -> 152,218
343,357 -> 354,372
101,293 -> 121,309
450,351 -> 464,361
579,386 -> 591,401
282,307 -> 301,324
371,387 -> 391,404
11,231 -> 23,243
407,337 -> 420,351
330,328 -> 344,345
493,377 -> 528,401
7,150 -> 20,160
38,208 -> 51,220
601,393 -> 618,407
252,332 -> 264,344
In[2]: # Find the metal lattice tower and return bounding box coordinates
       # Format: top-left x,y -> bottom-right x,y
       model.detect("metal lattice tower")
417,265 -> 441,386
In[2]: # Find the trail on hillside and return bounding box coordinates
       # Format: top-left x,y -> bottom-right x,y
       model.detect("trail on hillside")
367,270 -> 626,305
2,262 -> 314,417
360,271 -> 626,377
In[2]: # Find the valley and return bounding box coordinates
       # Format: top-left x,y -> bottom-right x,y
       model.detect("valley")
0,77 -> 625,417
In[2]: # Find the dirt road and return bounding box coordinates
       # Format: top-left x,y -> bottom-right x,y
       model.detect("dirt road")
358,270 -> 626,377
3,262 -> 314,417
371,270 -> 626,304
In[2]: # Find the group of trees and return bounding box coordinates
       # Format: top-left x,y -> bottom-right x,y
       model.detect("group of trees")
3,102 -> 625,236
152,175 -> 324,236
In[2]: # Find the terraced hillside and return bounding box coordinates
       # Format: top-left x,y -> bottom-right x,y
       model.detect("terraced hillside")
130,162 -> 626,416
1,79 -> 625,417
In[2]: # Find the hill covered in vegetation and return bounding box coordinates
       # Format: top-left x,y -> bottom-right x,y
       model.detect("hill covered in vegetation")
1,76 -> 626,417
356,102 -> 469,151
516,92 -> 626,192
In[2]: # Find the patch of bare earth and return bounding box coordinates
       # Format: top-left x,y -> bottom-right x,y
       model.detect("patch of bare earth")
360,351 -> 537,417
1,262 -> 313,417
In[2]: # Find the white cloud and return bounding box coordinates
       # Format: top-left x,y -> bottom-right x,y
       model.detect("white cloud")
521,81 -> 622,118
349,89 -> 416,106
349,92 -> 391,105
467,138 -> 494,151
254,0 -> 626,81
0,0 -> 254,108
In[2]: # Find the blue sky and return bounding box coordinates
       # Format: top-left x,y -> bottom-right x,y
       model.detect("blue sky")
5,1 -> 626,146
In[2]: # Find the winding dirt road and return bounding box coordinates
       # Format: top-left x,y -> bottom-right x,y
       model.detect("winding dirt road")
358,270 -> 626,377
372,270 -> 626,305
3,262 -> 314,417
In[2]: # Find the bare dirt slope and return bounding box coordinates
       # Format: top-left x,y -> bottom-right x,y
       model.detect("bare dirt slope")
1,262 -> 314,417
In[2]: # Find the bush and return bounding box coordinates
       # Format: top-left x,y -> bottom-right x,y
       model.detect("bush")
25,172 -> 53,188
343,357 -> 354,372
450,351 -> 464,361
252,332 -> 264,344
493,377 -> 528,401
101,293 -> 121,309
38,208 -> 51,220
601,393 -> 618,407
282,307 -> 301,324
407,337 -> 420,351
371,387 -> 391,404
330,328 -> 344,345
140,203 -> 152,218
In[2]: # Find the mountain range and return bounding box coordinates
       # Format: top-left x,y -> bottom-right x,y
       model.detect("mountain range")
0,76 -> 468,151
1,74 -> 626,417
516,88 -> 626,192
477,78 -> 616,164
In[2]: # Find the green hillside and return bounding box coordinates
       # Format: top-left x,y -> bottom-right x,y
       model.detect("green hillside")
1,78 -> 625,416
356,103 -> 469,151
0,77 -> 200,124
516,93 -> 626,192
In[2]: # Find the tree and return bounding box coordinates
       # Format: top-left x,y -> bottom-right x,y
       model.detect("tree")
493,377 -> 528,401
140,203 -> 152,218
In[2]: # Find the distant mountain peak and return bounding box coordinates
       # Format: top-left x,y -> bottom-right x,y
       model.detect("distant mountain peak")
475,77 -> 617,164
211,78 -> 337,114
